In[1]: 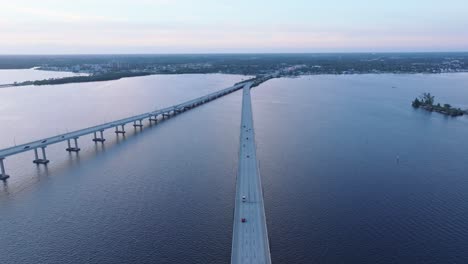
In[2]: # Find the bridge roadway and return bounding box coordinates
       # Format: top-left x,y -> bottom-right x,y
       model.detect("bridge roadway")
231,83 -> 272,264
0,82 -> 247,180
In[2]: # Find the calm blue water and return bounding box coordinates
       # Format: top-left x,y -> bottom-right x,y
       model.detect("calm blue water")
1,72 -> 468,263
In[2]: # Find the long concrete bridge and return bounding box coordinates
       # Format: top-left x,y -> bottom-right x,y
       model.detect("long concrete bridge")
231,83 -> 271,264
0,82 -> 247,180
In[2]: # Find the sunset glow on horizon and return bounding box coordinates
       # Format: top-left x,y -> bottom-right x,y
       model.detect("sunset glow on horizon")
1,0 -> 467,54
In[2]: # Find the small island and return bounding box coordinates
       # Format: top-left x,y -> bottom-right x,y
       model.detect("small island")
412,93 -> 465,116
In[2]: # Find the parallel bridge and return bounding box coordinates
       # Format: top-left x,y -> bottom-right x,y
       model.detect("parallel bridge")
0,82 -> 245,180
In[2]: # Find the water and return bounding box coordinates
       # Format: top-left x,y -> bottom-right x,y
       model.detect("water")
2,71 -> 468,263
0,69 -> 85,85
253,74 -> 468,263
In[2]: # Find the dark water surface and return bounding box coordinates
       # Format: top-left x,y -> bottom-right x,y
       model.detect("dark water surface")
2,73 -> 468,263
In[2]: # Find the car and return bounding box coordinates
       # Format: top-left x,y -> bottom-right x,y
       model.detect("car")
41,140 -> 47,143
241,218 -> 246,223
23,146 -> 30,149
242,196 -> 246,202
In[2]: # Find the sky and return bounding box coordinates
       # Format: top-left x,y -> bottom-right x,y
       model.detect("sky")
0,0 -> 467,54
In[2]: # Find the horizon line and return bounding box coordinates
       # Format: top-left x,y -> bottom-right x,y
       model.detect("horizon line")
1,51 -> 468,56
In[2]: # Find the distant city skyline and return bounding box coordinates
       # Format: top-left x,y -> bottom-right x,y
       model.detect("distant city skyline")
1,0 -> 468,54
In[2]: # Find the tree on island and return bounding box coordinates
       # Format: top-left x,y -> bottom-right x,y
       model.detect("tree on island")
412,92 -> 435,108
412,98 -> 421,108
420,92 -> 434,105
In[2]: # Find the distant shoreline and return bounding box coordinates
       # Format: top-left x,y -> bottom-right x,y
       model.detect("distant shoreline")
2,68 -> 468,88
14,71 -> 468,87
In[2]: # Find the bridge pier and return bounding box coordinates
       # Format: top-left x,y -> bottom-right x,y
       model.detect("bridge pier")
92,130 -> 106,142
33,147 -> 50,164
162,112 -> 170,119
66,138 -> 81,152
0,158 -> 9,181
133,120 -> 143,128
149,115 -> 158,123
115,124 -> 126,134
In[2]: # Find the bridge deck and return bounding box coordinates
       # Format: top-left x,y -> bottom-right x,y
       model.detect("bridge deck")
231,83 -> 271,264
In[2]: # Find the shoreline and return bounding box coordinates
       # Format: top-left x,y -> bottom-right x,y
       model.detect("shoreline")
2,69 -> 468,88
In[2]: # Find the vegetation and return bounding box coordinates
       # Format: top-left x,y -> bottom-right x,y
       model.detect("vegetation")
14,71 -> 154,86
412,93 -> 465,116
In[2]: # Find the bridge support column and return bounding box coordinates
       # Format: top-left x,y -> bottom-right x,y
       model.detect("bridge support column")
133,120 -> 143,128
33,147 -> 49,164
149,115 -> 158,123
66,138 -> 81,152
115,124 -> 126,134
0,158 -> 9,181
162,112 -> 170,119
93,130 -> 106,142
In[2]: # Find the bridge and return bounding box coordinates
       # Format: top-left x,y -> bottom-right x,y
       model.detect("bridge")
231,83 -> 272,264
0,82 -> 246,180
